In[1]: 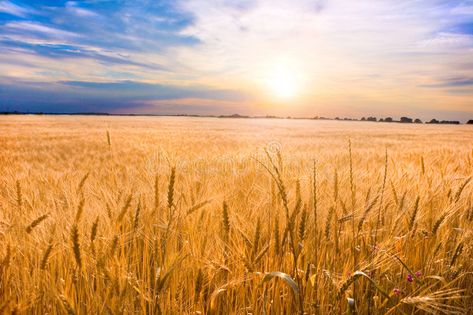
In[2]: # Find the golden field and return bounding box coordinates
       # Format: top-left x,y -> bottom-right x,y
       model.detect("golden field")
1,115 -> 473,314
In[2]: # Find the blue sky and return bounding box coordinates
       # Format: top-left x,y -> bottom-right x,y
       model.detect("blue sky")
1,0 -> 473,120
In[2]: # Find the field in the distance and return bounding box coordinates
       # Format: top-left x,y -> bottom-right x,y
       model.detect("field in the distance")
1,115 -> 472,314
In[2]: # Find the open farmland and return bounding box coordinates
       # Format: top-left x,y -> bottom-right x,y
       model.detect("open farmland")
1,115 -> 473,314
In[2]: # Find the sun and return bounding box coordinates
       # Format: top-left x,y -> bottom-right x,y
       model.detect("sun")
264,63 -> 303,101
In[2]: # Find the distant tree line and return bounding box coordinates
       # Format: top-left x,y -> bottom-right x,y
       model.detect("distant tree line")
359,116 -> 464,125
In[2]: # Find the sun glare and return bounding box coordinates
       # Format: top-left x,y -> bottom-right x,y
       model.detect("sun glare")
265,63 -> 303,101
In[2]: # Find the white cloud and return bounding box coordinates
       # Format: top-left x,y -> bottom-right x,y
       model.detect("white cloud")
419,32 -> 473,48
65,1 -> 98,17
4,21 -> 79,39
174,0 -> 469,73
451,3 -> 473,15
165,0 -> 473,115
0,1 -> 30,17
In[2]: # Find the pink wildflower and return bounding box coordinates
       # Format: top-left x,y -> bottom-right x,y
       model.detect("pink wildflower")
407,274 -> 413,282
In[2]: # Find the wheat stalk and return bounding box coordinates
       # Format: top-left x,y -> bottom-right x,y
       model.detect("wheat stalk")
26,213 -> 49,233
70,224 -> 82,269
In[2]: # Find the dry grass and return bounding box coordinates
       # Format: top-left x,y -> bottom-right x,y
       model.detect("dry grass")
0,115 -> 473,314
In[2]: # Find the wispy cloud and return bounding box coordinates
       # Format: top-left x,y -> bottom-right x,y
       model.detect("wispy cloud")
419,32 -> 473,48
0,39 -> 167,70
65,1 -> 98,17
421,76 -> 473,88
451,3 -> 473,15
4,21 -> 78,39
0,1 -> 31,17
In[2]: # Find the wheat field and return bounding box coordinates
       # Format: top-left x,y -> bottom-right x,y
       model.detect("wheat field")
0,115 -> 472,314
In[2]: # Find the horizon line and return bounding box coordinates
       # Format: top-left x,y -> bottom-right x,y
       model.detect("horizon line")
1,111 -> 471,125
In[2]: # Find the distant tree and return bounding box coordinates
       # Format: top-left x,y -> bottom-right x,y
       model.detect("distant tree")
468,120 -> 473,124
414,118 -> 422,124
385,117 -> 393,122
439,120 -> 460,125
219,113 -> 249,118
400,117 -> 413,123
361,117 -> 366,121
379,118 -> 384,122
367,116 -> 377,122
428,119 -> 439,124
